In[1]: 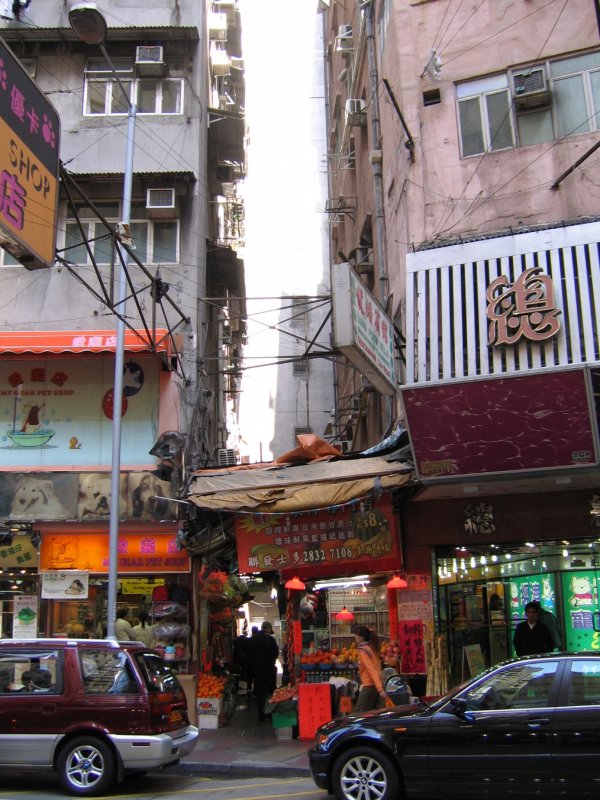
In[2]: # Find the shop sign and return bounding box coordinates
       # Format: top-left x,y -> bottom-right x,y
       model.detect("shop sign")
397,620 -> 426,674
39,533 -> 190,573
235,497 -> 401,576
298,683 -> 332,740
0,536 -> 37,567
12,594 -> 38,638
0,37 -> 60,269
486,266 -> 561,346
40,571 -> 89,599
508,574 -> 557,620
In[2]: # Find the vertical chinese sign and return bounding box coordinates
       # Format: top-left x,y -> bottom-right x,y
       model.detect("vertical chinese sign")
0,38 -> 60,269
396,574 -> 433,675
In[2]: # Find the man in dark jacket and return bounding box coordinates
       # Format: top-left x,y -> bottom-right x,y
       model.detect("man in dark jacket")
513,601 -> 554,656
247,621 -> 279,720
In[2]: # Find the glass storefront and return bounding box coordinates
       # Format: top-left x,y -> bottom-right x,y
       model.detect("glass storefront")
436,536 -> 600,683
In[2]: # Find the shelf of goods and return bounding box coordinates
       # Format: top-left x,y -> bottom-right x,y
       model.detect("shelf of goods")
328,587 -> 390,647
151,601 -> 190,673
196,672 -> 238,729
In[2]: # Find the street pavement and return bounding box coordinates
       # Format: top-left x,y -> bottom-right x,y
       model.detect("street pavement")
169,695 -> 312,778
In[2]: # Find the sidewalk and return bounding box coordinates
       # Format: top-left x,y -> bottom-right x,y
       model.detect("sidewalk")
168,695 -> 312,778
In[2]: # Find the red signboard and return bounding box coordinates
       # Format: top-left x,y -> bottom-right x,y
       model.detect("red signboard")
235,496 -> 402,579
402,369 -> 597,478
398,619 -> 426,674
298,683 -> 332,740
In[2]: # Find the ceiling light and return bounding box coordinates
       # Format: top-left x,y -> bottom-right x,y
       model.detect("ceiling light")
335,606 -> 355,621
284,576 -> 305,591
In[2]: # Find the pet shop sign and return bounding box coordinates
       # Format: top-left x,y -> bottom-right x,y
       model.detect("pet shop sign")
40,571 -> 89,599
235,497 -> 401,577
39,533 -> 190,573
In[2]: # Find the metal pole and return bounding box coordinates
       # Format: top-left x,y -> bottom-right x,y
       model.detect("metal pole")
105,45 -> 136,639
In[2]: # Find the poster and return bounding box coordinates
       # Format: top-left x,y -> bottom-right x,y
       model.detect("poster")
41,571 -> 89,599
12,594 -> 38,638
508,574 -> 556,620
561,570 -> 600,651
398,619 -> 426,674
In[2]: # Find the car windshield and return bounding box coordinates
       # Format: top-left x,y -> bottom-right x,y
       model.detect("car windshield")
135,651 -> 181,693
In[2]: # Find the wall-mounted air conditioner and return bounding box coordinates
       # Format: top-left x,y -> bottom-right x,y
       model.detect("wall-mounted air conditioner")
511,66 -> 551,108
146,188 -> 177,219
208,12 -> 228,40
210,45 -> 231,76
135,45 -> 166,77
216,448 -> 236,466
335,24 -> 353,53
345,98 -> 367,127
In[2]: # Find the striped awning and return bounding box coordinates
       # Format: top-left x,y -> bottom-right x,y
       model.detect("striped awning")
0,329 -> 172,357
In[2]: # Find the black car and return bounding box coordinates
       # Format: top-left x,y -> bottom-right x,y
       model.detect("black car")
309,652 -> 600,800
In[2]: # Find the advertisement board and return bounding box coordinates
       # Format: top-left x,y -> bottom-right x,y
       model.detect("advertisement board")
0,37 -> 60,268
561,570 -> 600,651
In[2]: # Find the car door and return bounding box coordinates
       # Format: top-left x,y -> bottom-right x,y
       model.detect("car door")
0,646 -> 64,766
551,656 -> 600,791
427,659 -> 562,799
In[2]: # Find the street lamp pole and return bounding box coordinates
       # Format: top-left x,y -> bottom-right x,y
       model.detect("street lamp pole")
69,2 -> 137,639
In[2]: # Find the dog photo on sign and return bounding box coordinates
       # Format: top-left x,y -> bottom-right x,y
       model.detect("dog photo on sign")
77,473 -> 127,519
128,472 -> 174,521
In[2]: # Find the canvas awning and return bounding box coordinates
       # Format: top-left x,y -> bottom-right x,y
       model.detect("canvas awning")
187,457 -> 413,514
0,329 -> 172,357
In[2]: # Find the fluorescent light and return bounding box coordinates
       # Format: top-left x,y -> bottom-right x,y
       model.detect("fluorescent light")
314,575 -> 370,590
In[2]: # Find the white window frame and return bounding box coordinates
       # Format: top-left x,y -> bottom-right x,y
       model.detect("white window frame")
83,58 -> 184,116
457,75 -> 515,158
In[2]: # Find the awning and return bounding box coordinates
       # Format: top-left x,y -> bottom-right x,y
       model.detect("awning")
0,329 -> 172,357
187,456 -> 413,513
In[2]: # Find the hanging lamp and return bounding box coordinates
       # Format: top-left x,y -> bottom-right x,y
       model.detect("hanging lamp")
285,575 -> 306,591
335,606 -> 355,621
387,574 -> 408,589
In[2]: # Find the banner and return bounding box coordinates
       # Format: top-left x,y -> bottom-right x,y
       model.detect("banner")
41,571 -> 89,599
12,594 -> 39,637
235,496 -> 401,577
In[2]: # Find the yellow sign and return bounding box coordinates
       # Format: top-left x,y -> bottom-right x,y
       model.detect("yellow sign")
121,578 -> 166,595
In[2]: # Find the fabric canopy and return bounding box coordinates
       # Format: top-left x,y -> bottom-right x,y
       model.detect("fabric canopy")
187,457 -> 413,513
0,329 -> 172,356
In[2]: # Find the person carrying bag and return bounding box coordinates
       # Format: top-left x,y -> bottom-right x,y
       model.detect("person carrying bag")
353,625 -> 389,712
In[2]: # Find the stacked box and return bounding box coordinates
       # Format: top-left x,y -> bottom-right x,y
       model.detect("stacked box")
197,697 -> 223,729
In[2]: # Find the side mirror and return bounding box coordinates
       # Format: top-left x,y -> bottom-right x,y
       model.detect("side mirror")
450,697 -> 470,718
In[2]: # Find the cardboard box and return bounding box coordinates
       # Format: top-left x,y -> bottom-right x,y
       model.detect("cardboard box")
197,697 -> 223,729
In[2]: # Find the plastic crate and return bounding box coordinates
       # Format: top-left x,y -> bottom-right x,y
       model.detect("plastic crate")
272,710 -> 297,729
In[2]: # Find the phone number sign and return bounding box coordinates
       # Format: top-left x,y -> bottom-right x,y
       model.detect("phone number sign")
0,37 -> 60,269
235,496 -> 401,576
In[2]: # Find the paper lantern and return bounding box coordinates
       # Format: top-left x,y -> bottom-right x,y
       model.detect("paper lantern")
285,575 -> 306,591
387,574 -> 408,589
335,606 -> 355,621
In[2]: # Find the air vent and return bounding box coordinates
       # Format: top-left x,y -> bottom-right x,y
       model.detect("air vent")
345,98 -> 367,127
512,66 -> 551,108
146,188 -> 176,219
216,448 -> 236,466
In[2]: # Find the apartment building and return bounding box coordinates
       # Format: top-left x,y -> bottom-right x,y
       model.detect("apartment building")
322,0 -> 600,676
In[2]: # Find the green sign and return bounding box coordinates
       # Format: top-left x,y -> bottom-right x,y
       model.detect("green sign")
508,574 -> 556,621
561,570 -> 600,651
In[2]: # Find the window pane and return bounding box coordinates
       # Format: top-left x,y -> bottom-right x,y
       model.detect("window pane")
517,108 -> 554,146
486,90 -> 513,150
554,75 -> 589,137
92,223 -> 114,264
152,222 -> 177,263
111,80 -> 131,114
138,79 -> 158,113
459,97 -> 485,156
464,662 -> 558,711
161,80 -> 182,113
1,247 -> 19,266
590,70 -> 600,129
550,52 -> 600,78
567,660 -> 600,706
65,223 -> 89,264
87,81 -> 107,114
130,222 -> 148,263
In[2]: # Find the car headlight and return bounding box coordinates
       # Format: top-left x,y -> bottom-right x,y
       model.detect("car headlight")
315,733 -> 330,747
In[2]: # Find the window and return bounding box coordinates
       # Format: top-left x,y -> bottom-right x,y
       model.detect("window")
457,51 -> 600,157
293,358 -> 308,376
566,660 -> 600,706
84,58 -> 183,116
0,649 -> 60,693
0,247 -> 20,267
80,649 -> 138,695
63,203 -> 178,265
290,295 -> 309,330
377,0 -> 390,57
463,661 -> 558,711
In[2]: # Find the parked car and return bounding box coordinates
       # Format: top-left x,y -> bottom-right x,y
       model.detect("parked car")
0,638 -> 198,796
309,652 -> 600,800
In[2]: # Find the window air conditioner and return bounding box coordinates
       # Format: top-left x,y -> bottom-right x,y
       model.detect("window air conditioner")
345,98 -> 367,127
135,45 -> 166,77
208,12 -> 228,40
512,66 -> 551,108
335,24 -> 353,53
216,448 -> 236,466
146,188 -> 177,219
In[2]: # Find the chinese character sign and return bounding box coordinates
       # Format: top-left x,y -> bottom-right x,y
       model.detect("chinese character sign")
235,497 -> 401,575
486,267 -> 561,346
0,38 -> 60,268
398,620 -> 426,674
561,570 -> 600,652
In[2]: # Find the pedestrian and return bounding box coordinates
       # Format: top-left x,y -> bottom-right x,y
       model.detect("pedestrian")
513,601 -> 554,656
132,610 -> 155,647
247,625 -> 259,696
246,620 -> 279,721
115,608 -> 135,641
530,601 -> 562,650
353,625 -> 388,712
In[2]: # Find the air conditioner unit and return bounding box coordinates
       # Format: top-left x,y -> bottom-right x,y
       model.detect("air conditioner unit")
216,448 -> 236,466
512,66 -> 551,108
210,45 -> 231,75
335,24 -> 353,53
146,188 -> 177,219
135,45 -> 166,77
345,98 -> 367,127
208,12 -> 228,40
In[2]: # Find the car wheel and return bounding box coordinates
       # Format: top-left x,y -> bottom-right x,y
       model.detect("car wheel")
57,736 -> 116,797
332,745 -> 400,800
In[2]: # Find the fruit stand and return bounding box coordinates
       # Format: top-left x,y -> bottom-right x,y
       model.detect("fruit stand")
196,671 -> 238,729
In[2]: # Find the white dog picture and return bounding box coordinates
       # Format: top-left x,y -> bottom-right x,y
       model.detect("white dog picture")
10,476 -> 70,520
78,473 -> 127,519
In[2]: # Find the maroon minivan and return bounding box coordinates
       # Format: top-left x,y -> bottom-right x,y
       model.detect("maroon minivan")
0,638 -> 198,796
